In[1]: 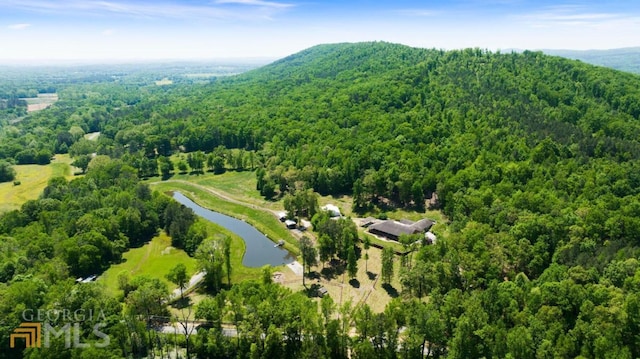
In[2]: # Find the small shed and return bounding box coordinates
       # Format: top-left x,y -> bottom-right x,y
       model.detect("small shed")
426,231 -> 437,244
317,286 -> 329,297
322,204 -> 341,217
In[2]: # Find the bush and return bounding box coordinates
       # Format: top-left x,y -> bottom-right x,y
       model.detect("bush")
36,150 -> 52,165
13,180 -> 21,186
0,160 -> 16,182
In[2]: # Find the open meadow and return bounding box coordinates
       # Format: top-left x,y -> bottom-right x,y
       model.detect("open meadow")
0,154 -> 74,212
22,93 -> 58,112
99,231 -> 199,295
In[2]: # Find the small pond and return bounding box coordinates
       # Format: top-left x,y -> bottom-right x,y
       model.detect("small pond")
172,192 -> 295,267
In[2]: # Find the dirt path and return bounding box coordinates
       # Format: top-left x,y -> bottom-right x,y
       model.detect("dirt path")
154,179 -> 313,242
131,240 -> 154,274
170,271 -> 206,300
157,179 -> 280,216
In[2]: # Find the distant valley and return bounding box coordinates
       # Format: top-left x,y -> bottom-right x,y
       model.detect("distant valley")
543,47 -> 640,74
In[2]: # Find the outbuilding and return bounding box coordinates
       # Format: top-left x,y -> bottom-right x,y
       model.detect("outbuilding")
368,218 -> 435,241
321,204 -> 341,217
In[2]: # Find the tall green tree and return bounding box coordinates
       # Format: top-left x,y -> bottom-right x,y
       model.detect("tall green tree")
381,247 -> 394,285
196,236 -> 228,294
0,161 -> 15,182
166,263 -> 189,300
363,236 -> 370,273
299,236 -> 317,287
347,245 -> 358,279
223,235 -> 232,286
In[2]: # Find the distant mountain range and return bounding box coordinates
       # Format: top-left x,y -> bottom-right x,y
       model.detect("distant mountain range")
542,47 -> 640,74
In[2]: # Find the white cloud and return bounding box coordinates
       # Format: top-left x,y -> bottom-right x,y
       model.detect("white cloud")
517,5 -> 627,28
0,0 -> 293,21
8,23 -> 31,30
102,29 -> 116,35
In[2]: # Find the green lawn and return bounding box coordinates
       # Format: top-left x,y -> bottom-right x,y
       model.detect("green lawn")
0,154 -> 73,213
162,159 -> 271,207
100,232 -> 198,295
100,218 -> 267,296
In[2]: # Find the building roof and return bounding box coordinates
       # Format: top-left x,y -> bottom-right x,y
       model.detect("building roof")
410,218 -> 435,232
321,204 -> 341,217
359,217 -> 377,227
284,220 -> 297,227
368,218 -> 435,238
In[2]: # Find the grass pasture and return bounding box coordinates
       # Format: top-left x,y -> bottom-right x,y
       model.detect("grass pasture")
0,154 -> 73,212
100,232 -> 198,295
22,93 -> 58,112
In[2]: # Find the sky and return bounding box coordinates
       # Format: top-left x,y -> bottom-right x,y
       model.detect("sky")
0,0 -> 639,62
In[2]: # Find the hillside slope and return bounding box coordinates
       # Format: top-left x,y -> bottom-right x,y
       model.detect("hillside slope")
184,42 -> 640,198
140,41 -> 640,263
155,42 -> 640,357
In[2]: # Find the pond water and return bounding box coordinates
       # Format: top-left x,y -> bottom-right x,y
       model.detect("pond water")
172,192 -> 295,267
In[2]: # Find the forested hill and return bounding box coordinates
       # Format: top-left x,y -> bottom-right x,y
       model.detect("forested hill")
179,42 -> 640,269
184,42 -> 640,203
173,43 -> 640,356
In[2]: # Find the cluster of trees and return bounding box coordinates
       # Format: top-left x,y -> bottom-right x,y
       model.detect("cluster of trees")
282,189 -> 319,221
0,157 -> 223,357
313,213 -> 356,260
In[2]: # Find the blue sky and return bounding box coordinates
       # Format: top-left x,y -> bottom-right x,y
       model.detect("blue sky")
0,0 -> 638,62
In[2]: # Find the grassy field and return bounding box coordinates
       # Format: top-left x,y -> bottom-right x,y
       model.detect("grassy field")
0,154 -> 74,213
100,231 -> 199,295
163,158 -> 268,206
100,212 -> 268,299
22,93 -> 58,112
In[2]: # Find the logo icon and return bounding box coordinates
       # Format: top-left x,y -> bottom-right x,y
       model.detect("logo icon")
10,322 -> 41,348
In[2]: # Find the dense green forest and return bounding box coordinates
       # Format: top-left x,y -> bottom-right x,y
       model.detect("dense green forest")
2,42 -> 640,358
